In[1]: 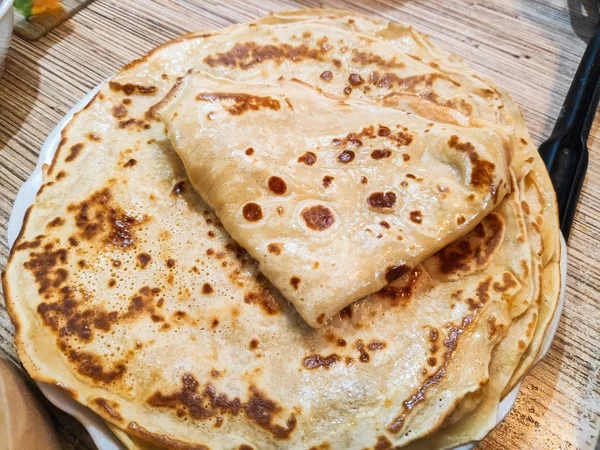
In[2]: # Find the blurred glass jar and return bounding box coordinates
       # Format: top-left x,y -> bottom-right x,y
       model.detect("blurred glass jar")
0,0 -> 13,79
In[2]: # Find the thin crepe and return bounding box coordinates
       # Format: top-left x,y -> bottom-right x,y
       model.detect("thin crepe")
2,9 -> 560,450
160,72 -> 512,327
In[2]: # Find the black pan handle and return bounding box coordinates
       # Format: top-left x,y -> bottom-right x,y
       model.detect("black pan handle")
539,24 -> 600,240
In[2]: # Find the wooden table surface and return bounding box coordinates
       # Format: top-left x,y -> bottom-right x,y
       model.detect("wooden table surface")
0,0 -> 599,449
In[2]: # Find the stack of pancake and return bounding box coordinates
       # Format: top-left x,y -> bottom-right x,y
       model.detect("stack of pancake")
2,9 -> 561,450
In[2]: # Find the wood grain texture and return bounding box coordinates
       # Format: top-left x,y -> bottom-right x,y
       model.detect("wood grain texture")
0,1 -> 598,449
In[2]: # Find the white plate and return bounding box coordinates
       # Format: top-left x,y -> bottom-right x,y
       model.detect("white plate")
6,84 -> 568,450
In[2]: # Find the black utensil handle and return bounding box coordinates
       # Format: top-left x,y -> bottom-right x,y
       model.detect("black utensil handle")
540,25 -> 600,240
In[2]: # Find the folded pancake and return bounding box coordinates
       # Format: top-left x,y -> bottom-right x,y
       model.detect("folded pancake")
159,72 -> 512,327
2,9 -> 560,450
257,11 -> 562,446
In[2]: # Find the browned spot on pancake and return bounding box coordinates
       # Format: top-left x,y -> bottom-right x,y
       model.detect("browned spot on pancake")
268,176 -> 287,195
378,125 -> 391,136
427,357 -> 437,366
55,170 -> 68,181
332,58 -> 342,67
244,386 -> 297,439
23,244 -> 69,295
244,291 -> 280,315
343,86 -> 352,95
394,132 -> 413,147
46,217 -> 65,228
92,398 -> 123,422
298,151 -> 317,165
243,203 -> 263,222
429,328 -> 439,342
378,268 -> 421,307
371,148 -> 392,160
302,205 -> 334,230
518,340 -> 527,350
356,340 -> 370,362
521,201 -> 531,215
525,156 -> 534,163
86,132 -> 101,142
123,98 -> 132,105
137,253 -> 151,269
448,135 -> 496,189
340,305 -> 352,320
385,264 -> 410,283
352,50 -> 406,69
368,192 -> 397,209
316,313 -> 326,325
360,176 -> 368,184
410,211 -> 423,224
373,72 -> 470,113
249,339 -> 259,350
211,319 -> 219,329
112,105 -> 127,118
320,70 -> 333,81
520,138 -> 528,145
128,422 -> 209,450
388,311 -> 479,434
493,272 -> 518,292
147,373 -> 241,421
109,81 -> 158,95
290,276 -> 301,290
284,98 -> 294,110
368,341 -> 386,351
122,286 -> 162,320
118,119 -> 139,130
348,73 -> 364,86
374,435 -> 393,450
108,279 -> 116,288
68,349 -> 126,384
380,221 -> 390,228
303,354 -> 339,369
457,215 -> 466,225
196,92 -> 280,115
66,188 -> 147,248
245,147 -> 254,156
487,316 -> 499,339
435,213 -> 504,274
322,175 -> 334,187
171,181 -> 186,196
65,143 -> 84,162
204,41 -> 331,70
337,149 -> 355,163
202,283 -> 214,294
267,243 -> 282,255
68,237 -> 79,247
207,231 -> 216,238
239,445 -> 254,450
166,258 -> 176,268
